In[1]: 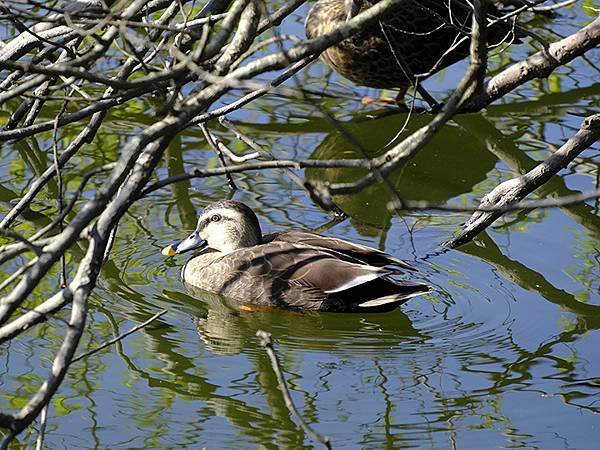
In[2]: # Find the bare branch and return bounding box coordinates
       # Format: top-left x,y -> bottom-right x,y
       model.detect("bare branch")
71,309 -> 168,363
0,0 -> 597,442
256,330 -> 332,450
200,123 -> 238,190
462,16 -> 600,111
445,113 -> 600,248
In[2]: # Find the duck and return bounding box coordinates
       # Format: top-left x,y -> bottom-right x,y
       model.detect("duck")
162,200 -> 430,312
305,0 -> 518,105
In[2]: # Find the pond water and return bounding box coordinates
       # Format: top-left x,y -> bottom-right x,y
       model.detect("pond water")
1,2 -> 599,449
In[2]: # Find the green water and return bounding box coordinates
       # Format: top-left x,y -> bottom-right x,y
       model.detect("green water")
1,2 -> 599,449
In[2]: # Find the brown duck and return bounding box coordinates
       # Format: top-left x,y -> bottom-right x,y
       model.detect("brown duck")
305,0 -> 518,104
162,200 -> 430,312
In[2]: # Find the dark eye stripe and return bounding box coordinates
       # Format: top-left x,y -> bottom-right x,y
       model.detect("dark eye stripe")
198,218 -> 209,231
198,214 -> 233,231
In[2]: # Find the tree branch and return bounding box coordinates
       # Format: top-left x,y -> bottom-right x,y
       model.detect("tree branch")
462,16 -> 600,111
256,330 -> 332,450
445,113 -> 600,248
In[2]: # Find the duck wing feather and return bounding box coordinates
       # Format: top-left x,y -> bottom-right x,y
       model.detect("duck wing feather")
185,241 -> 429,311
224,241 -> 392,293
263,230 -> 415,270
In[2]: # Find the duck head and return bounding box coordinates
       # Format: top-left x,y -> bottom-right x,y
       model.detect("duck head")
162,200 -> 262,256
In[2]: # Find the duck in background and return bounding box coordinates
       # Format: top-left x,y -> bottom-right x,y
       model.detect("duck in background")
305,0 -> 520,107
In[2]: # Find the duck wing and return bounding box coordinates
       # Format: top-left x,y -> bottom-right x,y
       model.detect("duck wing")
240,242 -> 428,311
194,241 -> 428,311
229,241 -> 389,292
263,230 -> 415,271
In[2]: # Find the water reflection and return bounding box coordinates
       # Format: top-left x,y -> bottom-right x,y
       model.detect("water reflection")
177,283 -> 426,356
304,111 -> 497,228
461,232 -> 600,319
1,8 -> 599,447
87,288 -> 311,448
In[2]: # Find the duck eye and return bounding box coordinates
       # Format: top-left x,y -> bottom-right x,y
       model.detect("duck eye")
210,214 -> 221,222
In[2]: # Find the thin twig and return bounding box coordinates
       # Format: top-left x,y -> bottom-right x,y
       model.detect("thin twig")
35,404 -> 48,450
200,123 -> 238,190
0,257 -> 38,292
256,330 -> 332,450
0,229 -> 43,256
71,309 -> 168,363
531,0 -> 576,13
53,101 -> 68,288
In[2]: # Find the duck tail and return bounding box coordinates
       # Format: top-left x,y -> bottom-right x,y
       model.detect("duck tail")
357,281 -> 431,309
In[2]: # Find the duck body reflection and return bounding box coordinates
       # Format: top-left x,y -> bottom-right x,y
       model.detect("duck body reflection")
163,200 -> 429,312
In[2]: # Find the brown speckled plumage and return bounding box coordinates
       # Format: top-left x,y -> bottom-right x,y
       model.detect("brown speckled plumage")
305,0 -> 516,92
171,201 -> 430,312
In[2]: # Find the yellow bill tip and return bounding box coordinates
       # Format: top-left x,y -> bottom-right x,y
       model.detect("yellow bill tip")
161,245 -> 177,257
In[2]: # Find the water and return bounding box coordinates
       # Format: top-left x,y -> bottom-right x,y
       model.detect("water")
1,2 -> 599,449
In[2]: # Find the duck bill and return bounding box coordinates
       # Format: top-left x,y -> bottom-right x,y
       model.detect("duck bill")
162,231 -> 206,256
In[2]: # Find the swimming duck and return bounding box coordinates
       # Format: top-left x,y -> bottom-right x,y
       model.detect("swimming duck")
162,200 -> 430,312
305,0 -> 517,104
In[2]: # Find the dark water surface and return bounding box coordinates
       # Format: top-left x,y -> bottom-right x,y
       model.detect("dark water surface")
1,2 -> 599,449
